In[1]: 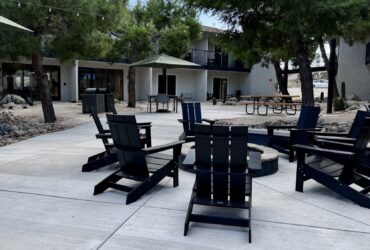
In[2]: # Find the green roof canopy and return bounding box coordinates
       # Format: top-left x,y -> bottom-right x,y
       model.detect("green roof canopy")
0,15 -> 33,32
130,54 -> 200,69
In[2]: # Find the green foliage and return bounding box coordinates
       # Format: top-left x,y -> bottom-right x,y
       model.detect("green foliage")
159,23 -> 190,57
187,0 -> 369,67
0,0 -> 128,61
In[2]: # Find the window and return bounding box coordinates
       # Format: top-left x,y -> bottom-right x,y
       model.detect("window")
78,68 -> 123,100
1,63 -> 60,100
158,75 -> 176,95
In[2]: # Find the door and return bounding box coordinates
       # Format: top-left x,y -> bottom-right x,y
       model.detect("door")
158,75 -> 176,95
213,78 -> 227,99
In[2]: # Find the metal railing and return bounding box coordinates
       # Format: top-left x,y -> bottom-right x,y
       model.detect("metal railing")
184,48 -> 248,71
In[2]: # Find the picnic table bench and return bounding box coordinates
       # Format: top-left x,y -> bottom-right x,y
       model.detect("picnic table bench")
239,95 -> 301,116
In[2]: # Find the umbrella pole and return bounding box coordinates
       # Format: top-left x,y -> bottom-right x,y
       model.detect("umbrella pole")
163,68 -> 167,93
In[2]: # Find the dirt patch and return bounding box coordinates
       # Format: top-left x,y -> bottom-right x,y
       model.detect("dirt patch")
0,101 -> 147,147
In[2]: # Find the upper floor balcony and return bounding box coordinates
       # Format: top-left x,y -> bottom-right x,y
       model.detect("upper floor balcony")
366,42 -> 370,65
184,48 -> 250,72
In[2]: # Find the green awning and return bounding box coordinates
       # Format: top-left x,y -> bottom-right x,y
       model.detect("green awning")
130,54 -> 200,69
0,15 -> 33,32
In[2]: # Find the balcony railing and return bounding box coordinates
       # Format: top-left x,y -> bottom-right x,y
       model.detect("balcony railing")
366,42 -> 370,65
184,48 -> 249,72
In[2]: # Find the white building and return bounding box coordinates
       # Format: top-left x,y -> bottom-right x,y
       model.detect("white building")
337,38 -> 370,101
0,25 -> 277,102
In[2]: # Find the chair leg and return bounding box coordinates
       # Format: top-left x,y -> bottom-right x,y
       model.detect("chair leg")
295,151 -> 305,192
173,164 -> 179,187
184,191 -> 195,236
126,163 -> 173,204
94,170 -> 123,195
289,148 -> 295,162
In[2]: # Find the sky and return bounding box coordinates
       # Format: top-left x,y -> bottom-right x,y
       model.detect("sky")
127,0 -> 226,29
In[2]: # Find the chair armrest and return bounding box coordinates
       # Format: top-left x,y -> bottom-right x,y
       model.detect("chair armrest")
315,136 -> 355,143
96,133 -> 112,139
101,129 -> 110,133
143,141 -> 183,155
315,139 -> 355,151
178,119 -> 185,124
202,118 -> 217,125
293,144 -> 356,159
307,131 -> 349,137
137,122 -> 151,128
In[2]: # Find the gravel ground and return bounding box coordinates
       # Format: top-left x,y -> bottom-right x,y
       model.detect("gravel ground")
0,101 -> 148,147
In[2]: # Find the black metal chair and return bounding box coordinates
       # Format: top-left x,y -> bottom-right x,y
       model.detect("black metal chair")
184,124 -> 252,243
293,118 -> 370,208
178,102 -> 217,143
155,94 -> 170,112
267,106 -> 321,162
82,108 -> 152,172
94,114 -> 183,204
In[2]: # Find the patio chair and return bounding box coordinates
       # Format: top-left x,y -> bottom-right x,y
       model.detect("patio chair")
267,106 -> 320,162
94,114 -> 182,204
82,108 -> 152,172
156,93 -> 170,112
178,102 -> 217,143
293,118 -> 370,208
309,110 -> 370,145
82,108 -> 117,172
184,124 -> 252,242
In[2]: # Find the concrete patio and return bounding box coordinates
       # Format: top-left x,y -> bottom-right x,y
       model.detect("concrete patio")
0,104 -> 369,249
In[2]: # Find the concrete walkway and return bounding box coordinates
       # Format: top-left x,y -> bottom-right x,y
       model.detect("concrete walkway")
0,104 -> 369,249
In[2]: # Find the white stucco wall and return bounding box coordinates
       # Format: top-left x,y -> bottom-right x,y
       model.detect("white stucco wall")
337,38 -> 370,101
135,67 -> 152,101
243,63 -> 277,96
190,34 -> 208,51
207,70 -> 246,97
194,70 -> 207,101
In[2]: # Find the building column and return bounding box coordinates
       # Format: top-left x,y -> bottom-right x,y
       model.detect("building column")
194,69 -> 207,101
70,60 -> 79,101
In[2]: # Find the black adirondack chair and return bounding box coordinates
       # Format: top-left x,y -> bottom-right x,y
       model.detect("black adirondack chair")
94,114 -> 183,204
184,124 -> 252,243
82,108 -> 152,172
82,108 -> 118,172
267,106 -> 321,162
178,102 -> 217,142
310,110 -> 370,145
293,118 -> 370,208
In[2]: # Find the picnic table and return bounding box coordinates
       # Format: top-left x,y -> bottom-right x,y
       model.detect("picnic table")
148,95 -> 179,113
240,95 -> 301,116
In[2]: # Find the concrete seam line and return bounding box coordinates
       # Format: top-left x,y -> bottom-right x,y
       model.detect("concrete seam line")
253,180 -> 370,227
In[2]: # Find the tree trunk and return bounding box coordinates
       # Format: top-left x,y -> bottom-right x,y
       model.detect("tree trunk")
319,39 -> 339,98
32,52 -> 56,123
291,35 -> 314,106
272,59 -> 290,96
128,66 -> 136,108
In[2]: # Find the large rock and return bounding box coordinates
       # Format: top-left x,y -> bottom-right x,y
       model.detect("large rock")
0,94 -> 27,105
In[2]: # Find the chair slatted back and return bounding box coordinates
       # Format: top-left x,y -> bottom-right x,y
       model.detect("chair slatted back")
349,111 -> 370,138
90,107 -> 105,134
195,124 -> 248,202
296,106 -> 320,129
181,102 -> 202,136
354,118 -> 370,153
107,114 -> 149,178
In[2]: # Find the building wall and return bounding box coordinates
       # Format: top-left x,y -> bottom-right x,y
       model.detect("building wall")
243,63 -> 277,96
194,70 -> 207,101
207,70 -> 246,97
190,34 -> 208,51
337,38 -> 370,101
